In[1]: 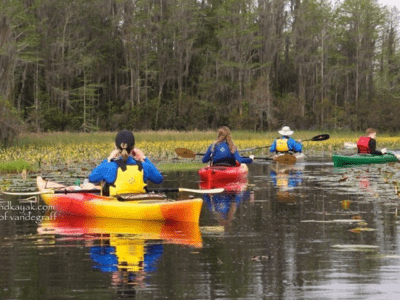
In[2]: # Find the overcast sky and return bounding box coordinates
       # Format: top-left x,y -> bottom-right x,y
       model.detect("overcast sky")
377,0 -> 398,9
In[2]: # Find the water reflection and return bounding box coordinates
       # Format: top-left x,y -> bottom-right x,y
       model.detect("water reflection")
357,172 -> 376,197
200,182 -> 253,227
37,214 -> 202,297
270,163 -> 304,204
90,238 -> 164,298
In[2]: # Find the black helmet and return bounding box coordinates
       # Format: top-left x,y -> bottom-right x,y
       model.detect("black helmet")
115,130 -> 135,153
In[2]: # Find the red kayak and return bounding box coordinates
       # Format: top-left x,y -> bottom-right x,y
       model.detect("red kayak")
198,164 -> 248,186
199,180 -> 247,194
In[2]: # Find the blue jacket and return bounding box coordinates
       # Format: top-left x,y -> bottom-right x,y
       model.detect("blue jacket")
270,136 -> 302,153
202,142 -> 253,165
89,244 -> 163,273
203,191 -> 250,220
88,156 -> 163,186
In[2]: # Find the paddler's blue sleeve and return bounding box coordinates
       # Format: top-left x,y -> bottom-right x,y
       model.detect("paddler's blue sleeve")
289,171 -> 302,187
233,151 -> 252,164
142,158 -> 163,184
270,171 -> 277,186
288,138 -> 302,152
270,140 -> 277,153
202,145 -> 212,163
203,194 -> 213,211
88,159 -> 118,184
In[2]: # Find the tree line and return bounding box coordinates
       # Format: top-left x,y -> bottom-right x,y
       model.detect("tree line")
1,0 -> 400,142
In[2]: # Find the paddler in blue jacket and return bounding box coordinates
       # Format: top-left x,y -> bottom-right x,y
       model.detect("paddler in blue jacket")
270,126 -> 303,154
89,130 -> 163,196
202,126 -> 254,166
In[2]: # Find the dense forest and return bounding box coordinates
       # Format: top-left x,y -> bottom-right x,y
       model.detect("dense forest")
1,0 -> 400,140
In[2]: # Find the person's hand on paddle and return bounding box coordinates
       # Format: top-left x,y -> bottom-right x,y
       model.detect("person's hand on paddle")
249,155 -> 255,161
132,148 -> 146,161
381,148 -> 387,154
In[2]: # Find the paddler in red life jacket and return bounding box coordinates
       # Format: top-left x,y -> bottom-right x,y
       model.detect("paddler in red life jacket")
88,130 -> 163,196
357,128 -> 387,155
270,126 -> 303,154
202,126 -> 254,166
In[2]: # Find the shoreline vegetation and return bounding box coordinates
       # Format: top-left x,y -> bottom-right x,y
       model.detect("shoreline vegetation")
1,130 -> 400,173
2,1 -> 400,135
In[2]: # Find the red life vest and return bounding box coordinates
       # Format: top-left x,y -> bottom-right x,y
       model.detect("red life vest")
357,136 -> 371,154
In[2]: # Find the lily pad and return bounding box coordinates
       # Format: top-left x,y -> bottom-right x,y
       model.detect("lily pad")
200,226 -> 225,234
350,227 -> 376,233
331,244 -> 379,251
301,219 -> 364,223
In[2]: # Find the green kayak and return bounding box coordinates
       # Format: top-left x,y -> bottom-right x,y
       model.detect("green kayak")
332,153 -> 399,167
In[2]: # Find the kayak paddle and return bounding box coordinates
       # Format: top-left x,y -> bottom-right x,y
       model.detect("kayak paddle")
0,189 -> 101,196
175,148 -> 204,159
149,187 -> 224,194
1,187 -> 224,196
175,148 -> 273,161
175,147 -> 298,164
240,133 -> 330,152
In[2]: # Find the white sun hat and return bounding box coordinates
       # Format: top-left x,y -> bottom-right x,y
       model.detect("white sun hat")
278,126 -> 294,136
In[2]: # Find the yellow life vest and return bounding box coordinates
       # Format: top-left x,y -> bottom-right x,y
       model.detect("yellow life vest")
109,164 -> 146,196
110,235 -> 145,272
276,138 -> 289,152
277,175 -> 289,187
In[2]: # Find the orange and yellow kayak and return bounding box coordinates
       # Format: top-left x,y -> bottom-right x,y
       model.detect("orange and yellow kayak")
37,177 -> 203,223
37,213 -> 203,248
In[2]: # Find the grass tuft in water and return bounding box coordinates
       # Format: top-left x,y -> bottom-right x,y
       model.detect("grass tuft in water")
157,162 -> 205,172
0,159 -> 34,173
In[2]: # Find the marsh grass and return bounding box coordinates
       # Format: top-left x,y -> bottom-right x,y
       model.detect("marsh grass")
1,130 -> 400,173
17,132 -> 116,146
15,130 -> 373,145
157,162 -> 205,172
0,159 -> 34,173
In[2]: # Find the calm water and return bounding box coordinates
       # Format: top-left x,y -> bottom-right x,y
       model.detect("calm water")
2,159 -> 400,299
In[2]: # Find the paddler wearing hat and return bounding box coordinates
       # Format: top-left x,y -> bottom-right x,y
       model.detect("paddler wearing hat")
88,130 -> 163,196
269,126 -> 303,154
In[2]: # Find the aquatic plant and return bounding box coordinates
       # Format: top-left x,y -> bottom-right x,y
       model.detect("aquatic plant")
1,131 -> 400,173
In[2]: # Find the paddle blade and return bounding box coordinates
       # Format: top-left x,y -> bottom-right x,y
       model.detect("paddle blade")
180,188 -> 224,194
175,148 -> 197,158
148,187 -> 224,194
1,190 -> 50,196
310,134 -> 330,141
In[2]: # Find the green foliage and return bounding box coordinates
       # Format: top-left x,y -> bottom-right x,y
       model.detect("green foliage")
0,98 -> 23,147
0,0 -> 399,132
41,107 -> 74,131
157,162 -> 205,172
0,159 -> 33,173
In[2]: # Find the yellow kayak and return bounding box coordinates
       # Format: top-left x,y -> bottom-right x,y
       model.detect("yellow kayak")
37,176 -> 203,223
38,213 -> 203,248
